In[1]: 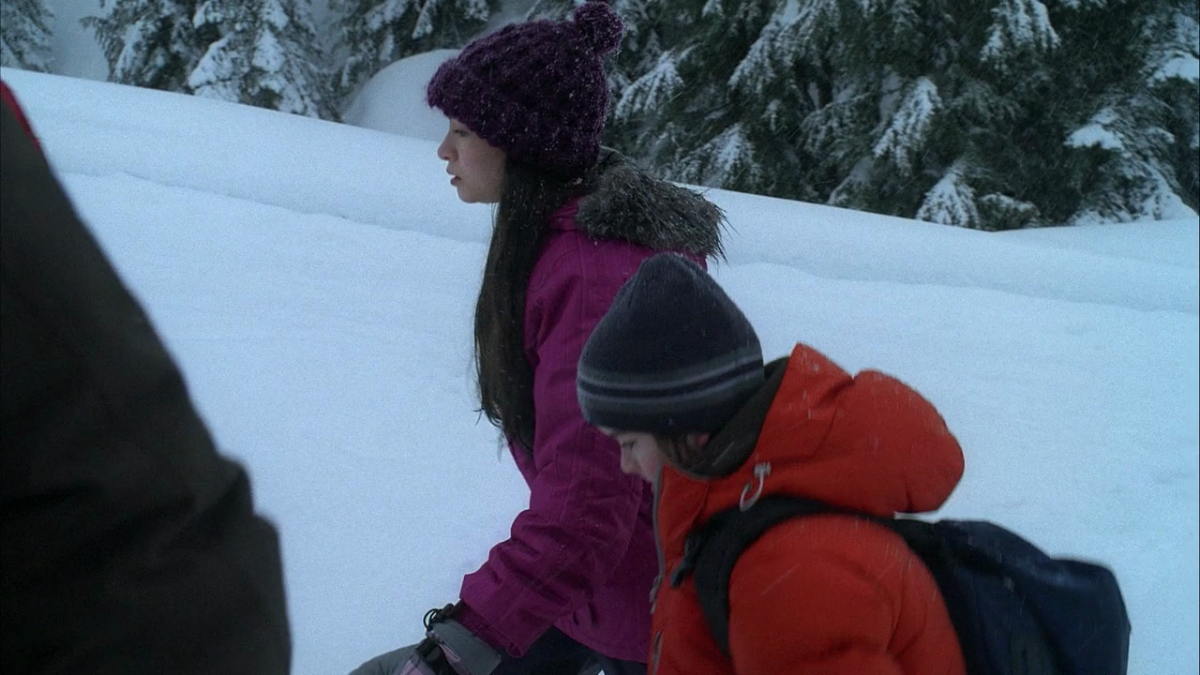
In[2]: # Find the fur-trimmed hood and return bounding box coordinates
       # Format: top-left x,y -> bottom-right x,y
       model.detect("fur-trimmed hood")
575,149 -> 726,258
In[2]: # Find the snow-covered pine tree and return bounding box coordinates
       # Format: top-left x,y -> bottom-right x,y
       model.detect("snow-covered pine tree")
1062,0 -> 1199,223
785,0 -> 878,204
332,0 -> 499,106
971,0 -> 1197,226
614,0 -> 1196,229
1152,1 -> 1200,214
1,0 -> 54,72
613,0 -> 781,195
526,0 -> 670,151
915,160 -> 980,228
82,0 -> 202,91
188,0 -> 338,120
847,0 -> 1052,227
734,0 -> 1021,225
614,0 -> 877,202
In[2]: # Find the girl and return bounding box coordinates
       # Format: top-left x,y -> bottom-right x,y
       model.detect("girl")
576,253 -> 968,675
350,3 -> 724,675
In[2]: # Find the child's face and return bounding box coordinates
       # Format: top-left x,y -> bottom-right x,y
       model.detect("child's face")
600,428 -> 664,484
436,119 -> 506,204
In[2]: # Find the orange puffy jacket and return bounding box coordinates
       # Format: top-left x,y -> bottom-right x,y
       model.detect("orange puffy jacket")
648,344 -> 967,675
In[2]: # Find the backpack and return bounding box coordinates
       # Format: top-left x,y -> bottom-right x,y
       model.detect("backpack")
670,495 -> 1131,675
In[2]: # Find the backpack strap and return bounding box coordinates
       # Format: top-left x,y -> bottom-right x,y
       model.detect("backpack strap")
670,495 -> 869,659
678,497 -> 1131,675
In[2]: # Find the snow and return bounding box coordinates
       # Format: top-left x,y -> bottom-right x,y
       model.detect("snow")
613,50 -> 684,124
872,75 -> 941,175
1066,123 -> 1124,151
728,18 -> 776,97
367,0 -> 415,32
264,0 -> 293,30
987,0 -> 1059,59
413,2 -> 436,39
778,0 -> 801,24
342,48 -> 457,142
252,25 -> 287,73
49,0 -> 109,81
697,123 -> 755,184
3,59 -> 1199,675
1153,54 -> 1200,84
916,161 -> 979,227
189,34 -> 235,96
1067,108 -> 1125,151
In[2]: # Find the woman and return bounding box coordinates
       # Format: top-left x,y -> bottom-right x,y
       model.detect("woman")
350,3 -> 724,675
575,253 -> 968,675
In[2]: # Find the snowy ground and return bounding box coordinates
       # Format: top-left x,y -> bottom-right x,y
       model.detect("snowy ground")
2,66 -> 1197,674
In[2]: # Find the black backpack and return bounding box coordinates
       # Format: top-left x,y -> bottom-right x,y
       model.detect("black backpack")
670,495 -> 1131,675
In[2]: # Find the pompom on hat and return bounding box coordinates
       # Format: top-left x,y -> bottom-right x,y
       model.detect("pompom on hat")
577,254 -> 765,436
426,0 -> 623,176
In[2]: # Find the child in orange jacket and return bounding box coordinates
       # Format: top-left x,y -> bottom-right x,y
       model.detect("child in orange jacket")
576,253 -> 968,675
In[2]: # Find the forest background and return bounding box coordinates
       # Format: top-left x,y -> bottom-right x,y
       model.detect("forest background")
3,0 -> 1198,231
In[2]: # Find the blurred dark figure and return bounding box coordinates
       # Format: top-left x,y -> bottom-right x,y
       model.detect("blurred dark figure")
0,82 -> 291,674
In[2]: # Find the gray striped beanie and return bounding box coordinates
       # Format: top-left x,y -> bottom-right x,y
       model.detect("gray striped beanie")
577,253 -> 764,435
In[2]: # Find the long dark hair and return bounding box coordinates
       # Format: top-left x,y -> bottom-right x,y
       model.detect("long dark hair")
474,159 -> 588,450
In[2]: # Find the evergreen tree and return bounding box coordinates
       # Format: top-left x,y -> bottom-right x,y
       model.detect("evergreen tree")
613,0 -> 1198,229
527,0 -> 671,145
615,0 -> 781,195
83,0 -> 202,91
189,0 -> 338,120
332,0 -> 500,105
1062,0 -> 1199,222
1,0 -> 54,72
1155,2 -> 1200,214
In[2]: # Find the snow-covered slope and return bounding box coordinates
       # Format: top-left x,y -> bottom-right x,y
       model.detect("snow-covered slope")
3,67 -> 1197,675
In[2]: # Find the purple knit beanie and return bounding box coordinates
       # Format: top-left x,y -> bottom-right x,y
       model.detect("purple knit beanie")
426,1 -> 623,176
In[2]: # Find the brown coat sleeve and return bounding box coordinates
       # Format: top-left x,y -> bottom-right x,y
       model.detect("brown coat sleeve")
1,95 -> 291,674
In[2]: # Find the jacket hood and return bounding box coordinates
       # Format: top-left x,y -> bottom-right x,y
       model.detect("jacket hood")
573,149 -> 725,258
669,343 -> 964,521
650,344 -> 968,675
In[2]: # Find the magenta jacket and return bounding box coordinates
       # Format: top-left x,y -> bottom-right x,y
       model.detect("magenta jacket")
457,155 -> 724,661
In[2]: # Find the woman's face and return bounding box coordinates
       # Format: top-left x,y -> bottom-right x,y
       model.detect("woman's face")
600,428 -> 665,484
436,119 -> 506,204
